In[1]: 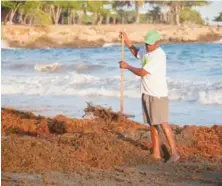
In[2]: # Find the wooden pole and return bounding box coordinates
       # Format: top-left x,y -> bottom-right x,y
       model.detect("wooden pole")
120,36 -> 124,114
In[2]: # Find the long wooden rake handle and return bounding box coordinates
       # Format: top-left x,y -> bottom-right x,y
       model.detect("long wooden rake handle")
120,36 -> 124,114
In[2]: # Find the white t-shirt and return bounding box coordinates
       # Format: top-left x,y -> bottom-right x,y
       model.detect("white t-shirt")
137,47 -> 168,97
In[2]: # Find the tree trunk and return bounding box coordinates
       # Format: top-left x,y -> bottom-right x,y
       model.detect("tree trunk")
74,12 -> 78,24
28,16 -> 32,25
83,6 -> 86,15
8,3 -> 21,24
61,14 -> 64,24
168,7 -> 174,24
18,11 -> 24,24
113,17 -> 116,24
50,6 -> 54,23
135,1 -> 140,24
51,5 -> 62,24
162,13 -> 167,23
4,12 -> 10,24
9,10 -> 15,24
67,9 -> 71,24
106,15 -> 110,24
31,17 -> 34,25
49,6 -> 52,21
121,15 -> 125,24
72,11 -> 75,24
24,15 -> 28,24
93,13 -> 98,25
97,16 -> 103,25
174,4 -> 180,25
70,10 -> 74,24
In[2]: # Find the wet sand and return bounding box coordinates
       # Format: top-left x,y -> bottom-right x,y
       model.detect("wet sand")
1,107 -> 222,186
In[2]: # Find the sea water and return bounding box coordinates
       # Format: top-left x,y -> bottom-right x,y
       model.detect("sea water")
1,43 -> 222,126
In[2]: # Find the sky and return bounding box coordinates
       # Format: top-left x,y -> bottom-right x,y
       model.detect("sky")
141,1 -> 222,21
194,1 -> 222,22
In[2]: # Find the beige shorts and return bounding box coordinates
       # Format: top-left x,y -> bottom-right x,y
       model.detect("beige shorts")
142,94 -> 168,125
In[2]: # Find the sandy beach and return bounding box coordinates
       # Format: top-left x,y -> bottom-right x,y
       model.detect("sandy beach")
2,24 -> 222,48
1,106 -> 222,186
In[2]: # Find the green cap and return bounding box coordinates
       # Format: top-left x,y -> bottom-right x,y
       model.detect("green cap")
144,30 -> 160,45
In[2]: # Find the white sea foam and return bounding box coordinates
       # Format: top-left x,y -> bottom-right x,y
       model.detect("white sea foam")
5,62 -> 106,74
168,89 -> 222,104
1,40 -> 17,49
102,43 -> 120,47
2,74 -> 222,105
34,63 -> 62,73
1,40 -> 9,49
198,90 -> 222,104
72,64 -> 105,73
167,78 -> 222,104
213,38 -> 222,43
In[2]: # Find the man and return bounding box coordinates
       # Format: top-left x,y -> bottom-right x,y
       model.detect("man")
119,30 -> 180,162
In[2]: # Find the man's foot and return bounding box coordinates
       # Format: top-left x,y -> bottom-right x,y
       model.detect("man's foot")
167,153 -> 180,163
151,155 -> 162,161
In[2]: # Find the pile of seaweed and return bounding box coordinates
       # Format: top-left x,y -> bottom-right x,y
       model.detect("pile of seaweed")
84,102 -> 134,122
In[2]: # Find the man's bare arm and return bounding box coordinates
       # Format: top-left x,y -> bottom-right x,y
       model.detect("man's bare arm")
128,45 -> 139,58
119,61 -> 148,77
127,65 -> 148,77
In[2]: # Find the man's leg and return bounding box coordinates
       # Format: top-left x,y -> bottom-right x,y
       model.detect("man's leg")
150,125 -> 161,159
160,122 -> 180,161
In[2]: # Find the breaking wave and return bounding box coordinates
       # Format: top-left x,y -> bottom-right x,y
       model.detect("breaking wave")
102,43 -> 120,47
34,63 -> 62,73
2,73 -> 222,105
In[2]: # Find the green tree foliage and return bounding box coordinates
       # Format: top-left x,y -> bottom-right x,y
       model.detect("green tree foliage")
1,0 -> 207,25
149,1 -> 209,25
2,1 -> 23,23
112,1 -> 131,10
146,6 -> 162,23
62,1 -> 83,24
2,1 -> 17,9
19,1 -> 51,25
111,1 -> 131,24
85,1 -> 111,24
126,10 -> 136,24
139,13 -> 146,24
214,12 -> 222,22
81,14 -> 93,25
135,0 -> 146,24
180,8 -> 204,25
112,1 -> 146,24
46,1 -> 69,24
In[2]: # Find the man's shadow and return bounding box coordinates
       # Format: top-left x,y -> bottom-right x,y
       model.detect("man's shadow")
157,125 -> 171,162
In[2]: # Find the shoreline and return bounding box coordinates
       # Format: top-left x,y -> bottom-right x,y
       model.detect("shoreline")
2,24 -> 222,48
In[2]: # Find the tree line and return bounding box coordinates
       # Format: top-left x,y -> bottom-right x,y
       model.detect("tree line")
214,12 -> 222,22
1,1 -> 211,26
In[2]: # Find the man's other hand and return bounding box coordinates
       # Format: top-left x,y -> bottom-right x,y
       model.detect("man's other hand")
119,31 -> 128,41
119,61 -> 129,69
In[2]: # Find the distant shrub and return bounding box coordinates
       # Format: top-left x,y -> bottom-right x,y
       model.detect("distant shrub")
180,8 -> 204,25
81,14 -> 92,25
